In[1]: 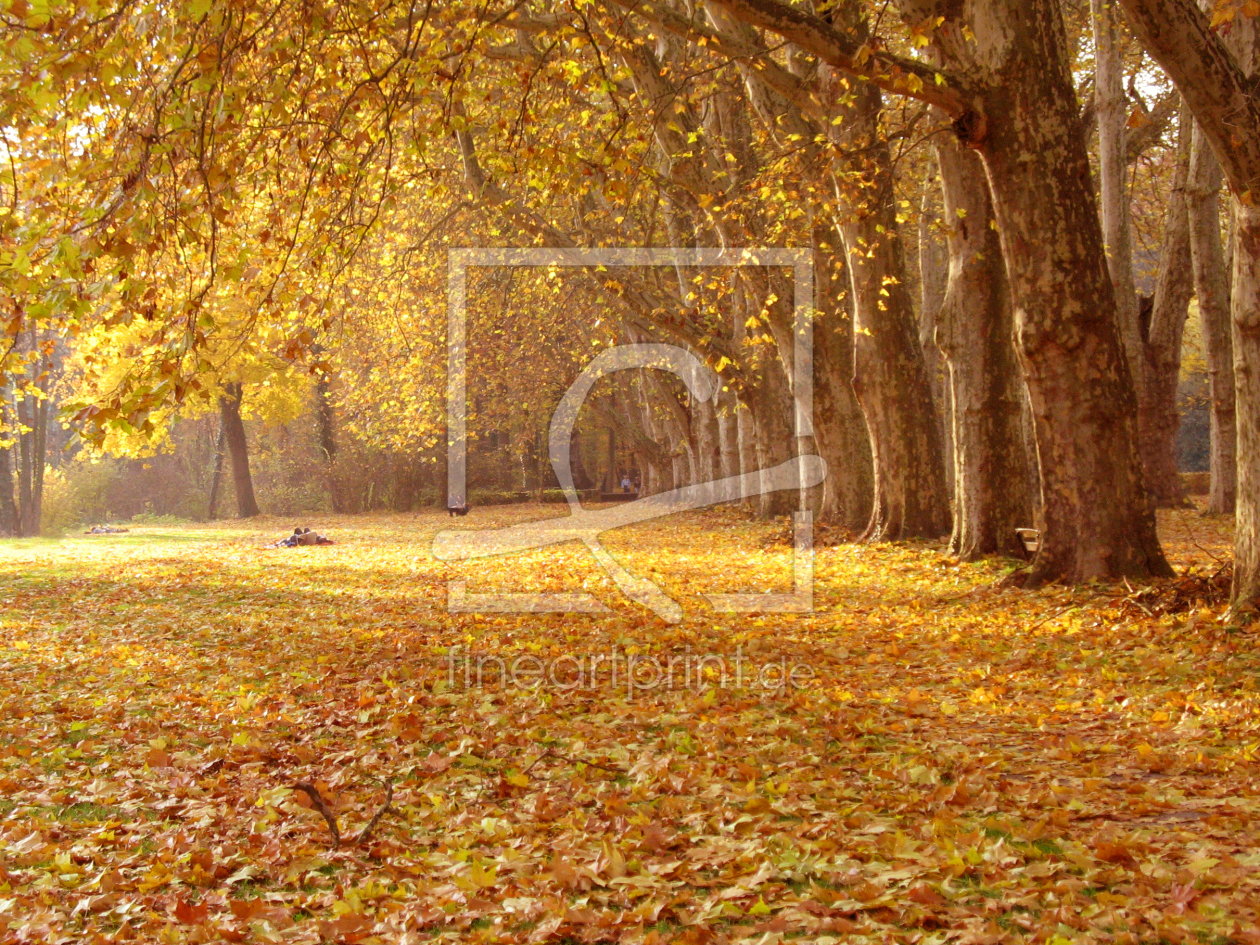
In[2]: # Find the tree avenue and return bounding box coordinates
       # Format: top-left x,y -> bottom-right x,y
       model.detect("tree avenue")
9,2 -> 1260,942
0,0 -> 1251,598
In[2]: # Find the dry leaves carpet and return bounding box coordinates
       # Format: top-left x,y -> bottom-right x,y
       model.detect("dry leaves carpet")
0,504 -> 1257,945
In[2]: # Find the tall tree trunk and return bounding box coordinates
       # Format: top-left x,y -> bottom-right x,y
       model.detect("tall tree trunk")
207,419 -> 227,520
813,222 -> 874,532
830,73 -> 950,540
745,363 -> 796,519
919,170 -> 953,498
15,387 -> 34,537
737,399 -> 758,510
692,391 -> 721,485
0,396 -> 15,536
219,382 -> 260,518
29,383 -> 47,534
1187,121 -> 1237,514
971,0 -> 1170,582
1140,107 -> 1194,508
934,136 -> 1033,559
315,367 -> 345,513
717,387 -> 740,483
1091,0 -> 1146,400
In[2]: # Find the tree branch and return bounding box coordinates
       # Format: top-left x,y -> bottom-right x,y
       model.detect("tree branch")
656,0 -> 983,130
1118,0 -> 1260,198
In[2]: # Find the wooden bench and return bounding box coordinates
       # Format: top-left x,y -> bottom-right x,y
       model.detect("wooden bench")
1015,528 -> 1040,554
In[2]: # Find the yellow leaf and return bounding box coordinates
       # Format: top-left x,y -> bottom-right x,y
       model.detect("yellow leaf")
748,897 -> 772,916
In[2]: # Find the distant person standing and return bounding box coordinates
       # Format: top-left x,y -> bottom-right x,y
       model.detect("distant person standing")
621,474 -> 632,493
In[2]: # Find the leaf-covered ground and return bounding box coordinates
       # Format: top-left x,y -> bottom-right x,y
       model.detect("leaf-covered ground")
0,505 -> 1257,944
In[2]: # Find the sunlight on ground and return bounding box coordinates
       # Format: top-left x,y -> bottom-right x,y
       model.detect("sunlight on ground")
0,506 -> 1255,943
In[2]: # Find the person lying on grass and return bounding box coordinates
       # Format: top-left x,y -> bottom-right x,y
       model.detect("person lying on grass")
273,526 -> 334,547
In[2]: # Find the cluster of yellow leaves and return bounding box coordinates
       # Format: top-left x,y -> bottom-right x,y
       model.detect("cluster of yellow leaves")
0,505 -> 1257,943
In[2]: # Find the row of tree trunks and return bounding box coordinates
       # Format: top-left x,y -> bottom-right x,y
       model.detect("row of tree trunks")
1117,0 -> 1260,614
822,56 -> 950,541
672,0 -> 1166,581
3,330 -> 55,537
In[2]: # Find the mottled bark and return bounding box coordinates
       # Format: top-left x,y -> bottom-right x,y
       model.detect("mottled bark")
1235,203 -> 1260,615
219,382 -> 260,518
1117,0 -> 1260,613
702,0 -> 1168,581
693,391 -> 721,485
934,137 -> 1032,559
831,75 -> 950,540
1187,122 -> 1236,514
747,361 -> 796,519
736,399 -> 758,509
1091,0 -> 1145,398
974,2 -> 1169,582
918,172 -> 954,498
1140,109 -> 1194,508
813,224 -> 873,532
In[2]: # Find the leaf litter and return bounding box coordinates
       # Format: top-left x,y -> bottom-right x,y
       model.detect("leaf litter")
0,505 -> 1256,944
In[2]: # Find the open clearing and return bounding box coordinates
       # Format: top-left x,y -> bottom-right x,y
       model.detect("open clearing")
0,508 -> 1257,944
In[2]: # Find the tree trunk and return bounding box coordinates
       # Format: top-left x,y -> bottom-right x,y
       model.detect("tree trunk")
29,384 -> 47,534
1187,121 -> 1236,514
934,136 -> 1033,559
972,0 -> 1171,582
315,368 -> 346,513
813,223 -> 874,532
1091,0 -> 1146,400
15,385 -> 39,537
1140,107 -> 1194,508
717,387 -> 741,483
1233,199 -> 1260,615
207,419 -> 227,520
0,396 -> 15,536
831,74 -> 950,540
918,171 -> 954,498
692,390 -> 721,485
219,382 -> 260,518
746,364 -> 796,519
737,398 -> 758,510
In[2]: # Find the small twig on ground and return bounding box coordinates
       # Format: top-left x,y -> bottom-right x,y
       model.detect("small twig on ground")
294,781 -> 341,848
347,774 -> 393,847
1174,504 -> 1226,565
293,776 -> 393,850
523,750 -> 625,777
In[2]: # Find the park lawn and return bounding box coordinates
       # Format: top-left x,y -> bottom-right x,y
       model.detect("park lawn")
0,506 -> 1256,944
